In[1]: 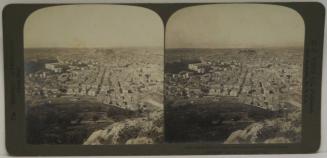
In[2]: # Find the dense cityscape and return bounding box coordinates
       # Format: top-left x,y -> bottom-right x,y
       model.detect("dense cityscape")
25,48 -> 163,110
24,47 -> 303,144
25,48 -> 164,144
165,48 -> 303,143
165,48 -> 302,111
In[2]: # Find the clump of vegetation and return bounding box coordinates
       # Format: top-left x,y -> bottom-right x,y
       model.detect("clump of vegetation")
26,101 -> 137,144
165,101 -> 275,143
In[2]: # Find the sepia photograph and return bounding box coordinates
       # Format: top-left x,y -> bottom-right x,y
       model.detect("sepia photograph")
24,5 -> 164,145
3,2 -> 325,155
164,4 -> 304,144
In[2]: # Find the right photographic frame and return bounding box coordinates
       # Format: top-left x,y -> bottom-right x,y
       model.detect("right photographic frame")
165,4 -> 305,144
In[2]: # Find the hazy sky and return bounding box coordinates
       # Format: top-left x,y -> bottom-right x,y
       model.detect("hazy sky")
24,5 -> 163,48
166,4 -> 305,49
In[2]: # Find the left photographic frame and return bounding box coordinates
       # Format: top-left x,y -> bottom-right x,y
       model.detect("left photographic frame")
24,5 -> 164,145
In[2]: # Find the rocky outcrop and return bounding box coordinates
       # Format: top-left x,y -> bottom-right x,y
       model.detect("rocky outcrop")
224,123 -> 264,144
224,110 -> 301,144
83,110 -> 163,145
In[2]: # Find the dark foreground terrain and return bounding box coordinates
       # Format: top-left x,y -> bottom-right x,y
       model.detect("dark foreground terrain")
26,97 -> 164,145
165,100 -> 300,143
26,98 -> 137,144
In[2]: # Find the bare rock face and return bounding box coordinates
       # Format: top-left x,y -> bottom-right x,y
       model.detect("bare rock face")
224,111 -> 301,144
83,129 -> 107,145
83,110 -> 163,145
224,123 -> 264,144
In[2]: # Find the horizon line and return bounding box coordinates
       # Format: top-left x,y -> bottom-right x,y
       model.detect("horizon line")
165,46 -> 304,49
24,46 -> 164,49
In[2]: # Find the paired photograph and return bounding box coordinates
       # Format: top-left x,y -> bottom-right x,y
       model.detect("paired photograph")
24,4 -> 304,145
24,5 -> 164,145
